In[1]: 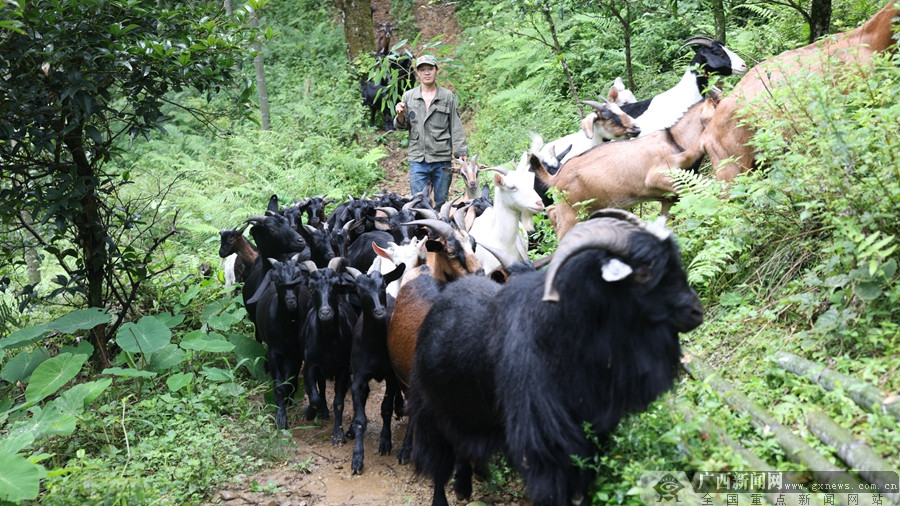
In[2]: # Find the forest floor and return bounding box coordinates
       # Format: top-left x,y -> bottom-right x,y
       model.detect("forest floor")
207,2 -> 523,505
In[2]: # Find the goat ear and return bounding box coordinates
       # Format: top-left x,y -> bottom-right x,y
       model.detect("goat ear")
608,86 -> 619,101
266,194 -> 279,213
384,263 -> 406,284
601,258 -> 633,282
425,239 -> 445,253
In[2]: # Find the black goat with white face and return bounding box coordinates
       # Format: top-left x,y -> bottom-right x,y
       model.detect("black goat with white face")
408,209 -> 704,506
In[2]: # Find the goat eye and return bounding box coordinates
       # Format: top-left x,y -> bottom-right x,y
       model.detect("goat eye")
508,185 -> 518,192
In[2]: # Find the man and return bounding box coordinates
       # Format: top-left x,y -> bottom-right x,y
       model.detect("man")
394,54 -> 468,208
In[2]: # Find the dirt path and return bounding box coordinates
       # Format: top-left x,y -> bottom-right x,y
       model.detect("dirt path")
209,3 -> 500,505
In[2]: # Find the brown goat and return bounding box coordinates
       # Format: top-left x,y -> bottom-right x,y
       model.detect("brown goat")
532,97 -> 719,238
387,219 -> 482,389
682,2 -> 898,182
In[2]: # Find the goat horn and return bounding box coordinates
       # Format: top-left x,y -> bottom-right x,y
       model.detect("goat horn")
555,144 -> 573,162
681,36 -> 716,50
481,164 -> 509,175
301,260 -> 318,273
542,216 -> 639,302
412,207 -> 440,220
244,215 -> 265,225
236,222 -> 249,234
452,206 -> 469,232
588,209 -> 648,230
327,256 -> 346,271
404,219 -> 455,240
478,242 -> 520,271
376,206 -> 398,216
402,193 -> 423,210
582,99 -> 608,110
345,266 -> 363,279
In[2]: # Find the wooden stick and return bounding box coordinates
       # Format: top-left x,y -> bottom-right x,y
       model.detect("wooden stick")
682,353 -> 866,499
807,410 -> 900,504
773,351 -> 900,421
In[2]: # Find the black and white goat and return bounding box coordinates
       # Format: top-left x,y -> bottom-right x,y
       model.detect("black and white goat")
408,209 -> 704,506
617,36 -> 745,136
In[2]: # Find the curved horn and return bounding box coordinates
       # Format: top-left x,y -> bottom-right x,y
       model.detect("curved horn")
452,206 -> 469,232
588,209 -> 648,230
555,143 -> 573,162
345,266 -> 363,279
327,256 -> 346,271
402,193 -> 423,211
582,99 -> 609,110
542,218 -> 638,302
404,219 -> 455,240
376,206 -> 398,216
244,215 -> 265,225
680,35 -> 716,50
236,222 -> 250,234
301,260 -> 318,273
412,207 -> 440,220
478,242 -> 521,271
481,164 -> 509,176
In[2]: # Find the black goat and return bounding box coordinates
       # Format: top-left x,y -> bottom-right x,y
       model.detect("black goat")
347,261 -> 406,474
245,256 -> 312,429
408,209 -> 704,506
301,257 -> 359,445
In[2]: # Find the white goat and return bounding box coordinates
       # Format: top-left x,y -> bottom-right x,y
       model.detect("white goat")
532,99 -> 641,174
368,237 -> 422,298
468,165 -> 545,278
608,76 -> 637,106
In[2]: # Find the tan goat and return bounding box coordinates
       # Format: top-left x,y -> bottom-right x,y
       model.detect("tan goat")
531,97 -> 719,238
681,1 -> 899,182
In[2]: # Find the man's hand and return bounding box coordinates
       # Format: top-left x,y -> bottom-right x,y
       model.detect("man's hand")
395,102 -> 406,122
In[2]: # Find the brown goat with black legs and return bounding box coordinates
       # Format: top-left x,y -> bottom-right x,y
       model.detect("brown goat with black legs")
385,218 -> 483,463
532,97 -> 719,239
679,2 -> 898,182
408,210 -> 704,506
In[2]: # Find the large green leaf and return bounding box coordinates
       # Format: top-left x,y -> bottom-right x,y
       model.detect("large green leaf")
0,348 -> 49,383
116,316 -> 171,354
25,352 -> 88,404
229,333 -> 267,381
51,378 -> 113,415
23,404 -> 77,437
145,344 -> 185,373
0,450 -> 43,502
180,330 -> 235,353
166,372 -> 194,392
0,432 -> 35,454
49,308 -> 111,334
59,340 -> 94,357
0,323 -> 50,351
0,308 -> 111,351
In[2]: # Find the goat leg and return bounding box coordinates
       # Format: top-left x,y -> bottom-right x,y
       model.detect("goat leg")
349,376 -> 370,473
331,369 -> 350,445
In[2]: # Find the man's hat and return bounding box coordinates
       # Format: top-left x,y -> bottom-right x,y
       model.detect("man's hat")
415,54 -> 438,69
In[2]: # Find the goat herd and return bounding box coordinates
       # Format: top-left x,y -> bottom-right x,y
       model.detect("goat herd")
218,5 -> 896,504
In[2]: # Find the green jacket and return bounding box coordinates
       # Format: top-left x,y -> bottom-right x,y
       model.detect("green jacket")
394,85 -> 468,163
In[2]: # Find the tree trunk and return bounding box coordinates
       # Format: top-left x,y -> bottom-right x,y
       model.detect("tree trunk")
773,351 -> 900,421
250,9 -> 270,130
711,0 -> 726,43
337,0 -> 374,61
541,8 -> 582,118
20,211 -> 41,286
807,410 -> 900,502
808,0 -> 832,42
64,129 -> 110,369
